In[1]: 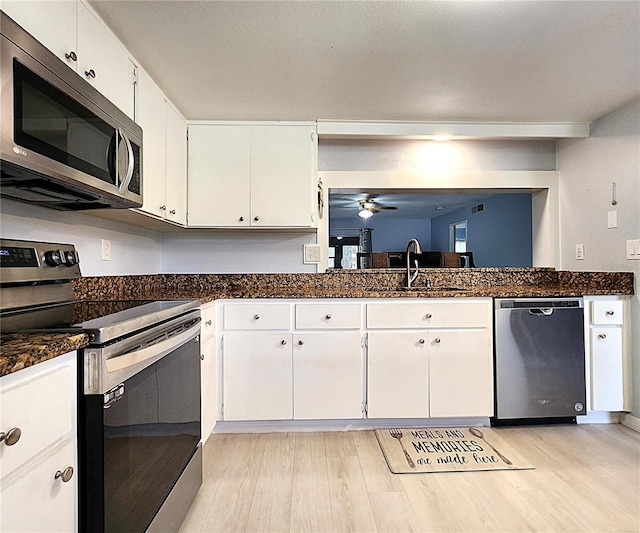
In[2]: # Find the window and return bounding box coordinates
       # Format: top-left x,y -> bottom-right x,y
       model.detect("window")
450,221 -> 467,253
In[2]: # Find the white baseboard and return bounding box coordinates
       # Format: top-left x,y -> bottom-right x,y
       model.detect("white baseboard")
620,413 -> 640,433
577,411 -> 621,424
212,417 -> 491,434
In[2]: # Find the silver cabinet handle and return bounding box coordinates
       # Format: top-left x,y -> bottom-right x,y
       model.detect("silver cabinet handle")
55,466 -> 74,483
598,333 -> 607,339
325,314 -> 332,319
434,338 -> 441,344
419,339 -> 425,344
605,310 -> 615,316
85,69 -> 96,79
253,314 -> 260,320
0,427 -> 21,446
425,313 -> 432,319
281,339 -> 287,345
65,51 -> 77,61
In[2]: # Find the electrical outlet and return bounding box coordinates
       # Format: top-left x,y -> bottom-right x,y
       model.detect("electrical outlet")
303,244 -> 321,264
101,239 -> 111,261
575,244 -> 585,260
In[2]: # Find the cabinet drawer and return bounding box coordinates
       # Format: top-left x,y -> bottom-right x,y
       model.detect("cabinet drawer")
200,303 -> 216,339
0,364 -> 74,481
591,300 -> 623,325
295,303 -> 361,329
366,300 -> 491,329
0,439 -> 76,533
223,303 -> 290,330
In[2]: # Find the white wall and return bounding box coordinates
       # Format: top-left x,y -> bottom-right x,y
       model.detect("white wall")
0,199 -> 162,276
159,232 -> 316,273
557,98 -> 640,417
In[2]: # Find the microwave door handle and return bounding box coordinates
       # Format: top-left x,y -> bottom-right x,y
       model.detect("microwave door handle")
117,129 -> 135,194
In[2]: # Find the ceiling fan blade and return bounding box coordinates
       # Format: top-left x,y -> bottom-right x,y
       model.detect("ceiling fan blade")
372,205 -> 398,211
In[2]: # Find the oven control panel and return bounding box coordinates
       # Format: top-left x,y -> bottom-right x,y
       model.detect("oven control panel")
0,238 -> 81,283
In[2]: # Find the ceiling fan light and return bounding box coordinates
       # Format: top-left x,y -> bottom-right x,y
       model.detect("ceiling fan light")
358,207 -> 374,219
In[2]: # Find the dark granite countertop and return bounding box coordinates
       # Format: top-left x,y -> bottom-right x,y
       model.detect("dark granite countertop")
1,268 -> 633,377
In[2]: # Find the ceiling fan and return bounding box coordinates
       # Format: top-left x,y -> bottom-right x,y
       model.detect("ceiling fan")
357,198 -> 397,218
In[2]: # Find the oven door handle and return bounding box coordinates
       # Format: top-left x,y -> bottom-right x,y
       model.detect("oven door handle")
105,324 -> 199,373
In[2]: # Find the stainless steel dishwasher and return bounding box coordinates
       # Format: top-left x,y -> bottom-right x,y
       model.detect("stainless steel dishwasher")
494,298 -> 586,422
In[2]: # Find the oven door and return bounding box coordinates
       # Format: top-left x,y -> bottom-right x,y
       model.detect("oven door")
78,323 -> 201,533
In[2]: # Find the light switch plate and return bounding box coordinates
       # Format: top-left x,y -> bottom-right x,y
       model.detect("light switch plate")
303,244 -> 321,264
627,239 -> 640,260
575,244 -> 585,260
607,210 -> 618,228
101,239 -> 111,261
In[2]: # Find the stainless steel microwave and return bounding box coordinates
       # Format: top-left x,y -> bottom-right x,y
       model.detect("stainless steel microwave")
0,11 -> 142,210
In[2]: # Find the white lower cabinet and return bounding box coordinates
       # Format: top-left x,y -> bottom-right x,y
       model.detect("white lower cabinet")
223,332 -> 293,421
219,298 -> 494,424
367,331 -> 430,419
0,351 -> 77,532
293,331 -> 363,419
585,296 -> 629,412
366,299 -> 494,419
200,303 -> 217,443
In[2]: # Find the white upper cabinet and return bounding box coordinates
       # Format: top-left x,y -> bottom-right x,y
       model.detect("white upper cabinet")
136,68 -> 187,224
2,0 -> 135,119
187,123 -> 317,228
1,1 -> 77,69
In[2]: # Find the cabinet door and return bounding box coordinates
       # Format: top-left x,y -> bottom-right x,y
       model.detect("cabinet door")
429,329 -> 493,417
1,1 -> 78,71
367,331 -> 429,418
0,440 -> 76,533
250,125 -> 315,227
77,2 -> 135,118
200,334 -> 217,443
136,68 -> 167,219
222,332 -> 292,420
187,125 -> 251,227
293,332 -> 363,419
165,104 -> 188,224
591,327 -> 624,411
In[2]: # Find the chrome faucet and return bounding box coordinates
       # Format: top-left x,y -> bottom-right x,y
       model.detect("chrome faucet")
406,238 -> 422,288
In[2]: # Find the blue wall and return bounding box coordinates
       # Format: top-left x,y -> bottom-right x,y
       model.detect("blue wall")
430,194 -> 533,267
330,217 -> 432,252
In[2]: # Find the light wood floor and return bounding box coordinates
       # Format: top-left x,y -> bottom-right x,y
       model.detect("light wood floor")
180,424 -> 640,533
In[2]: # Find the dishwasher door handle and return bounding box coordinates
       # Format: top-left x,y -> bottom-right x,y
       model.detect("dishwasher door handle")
529,308 -> 554,316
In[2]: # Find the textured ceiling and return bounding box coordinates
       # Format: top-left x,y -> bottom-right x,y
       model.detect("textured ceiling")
89,0 -> 639,122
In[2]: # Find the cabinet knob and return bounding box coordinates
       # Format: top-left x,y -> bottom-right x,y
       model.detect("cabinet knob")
419,339 -> 425,344
433,338 -> 441,344
200,353 -> 205,360
325,314 -> 332,320
239,216 -> 245,222
84,69 -> 96,79
65,51 -> 77,62
597,333 -> 607,339
160,205 -> 167,211
298,340 -> 304,346
254,216 -> 260,222
54,466 -> 74,483
605,310 -> 615,316
205,320 -> 212,326
253,314 -> 260,320
0,427 -> 21,446
169,209 -> 176,215
281,339 -> 287,345
425,313 -> 432,319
